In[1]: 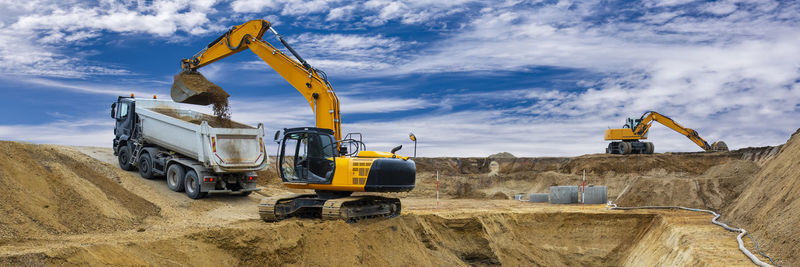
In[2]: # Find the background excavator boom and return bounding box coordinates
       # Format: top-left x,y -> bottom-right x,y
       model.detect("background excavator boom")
631,111 -> 711,150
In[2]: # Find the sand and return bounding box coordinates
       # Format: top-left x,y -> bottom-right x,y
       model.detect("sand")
724,129 -> 800,266
0,138 -> 792,265
174,72 -> 231,121
151,108 -> 252,129
0,142 -> 159,243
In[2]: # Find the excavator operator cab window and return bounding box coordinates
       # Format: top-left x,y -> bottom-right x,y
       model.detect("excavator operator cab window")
279,131 -> 336,183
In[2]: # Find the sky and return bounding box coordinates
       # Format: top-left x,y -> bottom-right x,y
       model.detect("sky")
0,0 -> 798,157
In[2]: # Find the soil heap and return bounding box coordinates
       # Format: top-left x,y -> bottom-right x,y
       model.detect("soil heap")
0,142 -> 160,244
173,72 -> 231,123
724,128 -> 800,266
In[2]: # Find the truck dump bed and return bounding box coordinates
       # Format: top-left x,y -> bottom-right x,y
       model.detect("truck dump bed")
134,99 -> 267,173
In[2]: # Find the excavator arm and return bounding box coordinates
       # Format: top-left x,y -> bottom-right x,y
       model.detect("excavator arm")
175,20 -> 342,141
632,111 -> 712,150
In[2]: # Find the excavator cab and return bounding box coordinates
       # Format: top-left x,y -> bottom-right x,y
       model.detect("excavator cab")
278,127 -> 337,184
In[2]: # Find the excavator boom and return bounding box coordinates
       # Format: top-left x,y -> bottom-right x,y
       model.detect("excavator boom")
604,111 -> 728,154
172,20 -> 342,141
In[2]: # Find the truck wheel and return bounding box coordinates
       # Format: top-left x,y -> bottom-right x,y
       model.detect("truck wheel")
184,170 -> 206,199
166,164 -> 185,192
118,146 -> 135,171
137,152 -> 157,179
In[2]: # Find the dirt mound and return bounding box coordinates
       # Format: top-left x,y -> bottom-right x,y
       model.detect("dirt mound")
613,160 -> 759,210
415,152 -> 743,177
724,128 -> 800,266
151,108 -> 252,129
488,152 -> 515,158
562,153 -> 739,175
0,141 -> 160,243
7,209 -> 755,266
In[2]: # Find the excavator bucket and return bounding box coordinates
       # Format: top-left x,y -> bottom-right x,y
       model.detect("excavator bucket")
711,141 -> 729,152
171,71 -> 229,106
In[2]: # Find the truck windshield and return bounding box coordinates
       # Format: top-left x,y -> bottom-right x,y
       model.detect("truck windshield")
280,131 -> 336,183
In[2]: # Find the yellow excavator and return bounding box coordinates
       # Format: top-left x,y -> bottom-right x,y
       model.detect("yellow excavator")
604,111 -> 728,154
171,20 -> 415,222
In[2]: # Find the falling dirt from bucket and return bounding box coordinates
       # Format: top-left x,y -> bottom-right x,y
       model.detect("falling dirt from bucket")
171,72 -> 231,124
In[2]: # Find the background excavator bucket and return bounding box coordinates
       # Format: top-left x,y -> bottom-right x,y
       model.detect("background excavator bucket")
711,141 -> 729,152
171,71 -> 229,106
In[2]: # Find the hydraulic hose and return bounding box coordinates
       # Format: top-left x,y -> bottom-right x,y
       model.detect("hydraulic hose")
607,204 -> 776,267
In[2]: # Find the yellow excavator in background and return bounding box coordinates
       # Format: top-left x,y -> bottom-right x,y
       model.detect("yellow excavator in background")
604,111 -> 728,154
171,20 -> 415,222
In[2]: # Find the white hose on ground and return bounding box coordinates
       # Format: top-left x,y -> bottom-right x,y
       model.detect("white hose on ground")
606,204 -> 772,267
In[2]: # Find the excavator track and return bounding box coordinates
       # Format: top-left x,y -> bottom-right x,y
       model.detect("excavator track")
322,196 -> 401,223
258,193 -> 317,222
259,194 -> 401,223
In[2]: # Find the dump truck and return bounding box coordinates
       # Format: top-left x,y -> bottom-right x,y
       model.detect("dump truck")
111,95 -> 268,199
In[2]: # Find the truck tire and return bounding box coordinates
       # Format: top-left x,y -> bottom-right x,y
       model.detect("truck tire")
118,146 -> 135,171
166,164 -> 185,192
184,170 -> 206,199
137,152 -> 157,179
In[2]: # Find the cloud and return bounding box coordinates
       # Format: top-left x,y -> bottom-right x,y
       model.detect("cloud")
0,0 -> 224,78
0,76 -> 171,97
0,119 -> 113,147
230,0 -> 478,27
2,0 -> 798,157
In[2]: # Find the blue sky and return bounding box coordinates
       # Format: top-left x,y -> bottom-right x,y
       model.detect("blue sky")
0,0 -> 798,156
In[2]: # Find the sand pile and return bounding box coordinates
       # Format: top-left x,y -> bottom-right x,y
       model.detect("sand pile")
613,160 -> 759,209
410,151 -> 753,201
151,108 -> 252,129
724,129 -> 800,266
0,141 -> 160,243
5,209 -> 754,266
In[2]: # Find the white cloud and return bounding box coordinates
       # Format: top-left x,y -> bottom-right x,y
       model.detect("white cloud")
0,0 -> 224,78
1,0 -> 799,157
0,119 -> 113,147
246,33 -> 414,74
231,0 -> 341,15
0,76 -> 171,98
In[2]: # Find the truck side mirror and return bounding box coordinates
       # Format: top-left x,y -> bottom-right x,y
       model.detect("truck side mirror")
273,130 -> 281,142
390,145 -> 402,154
111,102 -> 117,119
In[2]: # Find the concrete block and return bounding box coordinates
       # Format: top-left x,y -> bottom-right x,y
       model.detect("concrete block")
550,186 -> 579,204
583,186 -> 607,204
528,193 -> 548,203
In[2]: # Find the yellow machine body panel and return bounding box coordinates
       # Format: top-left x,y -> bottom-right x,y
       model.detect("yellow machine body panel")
604,128 -> 648,140
283,157 -> 374,192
